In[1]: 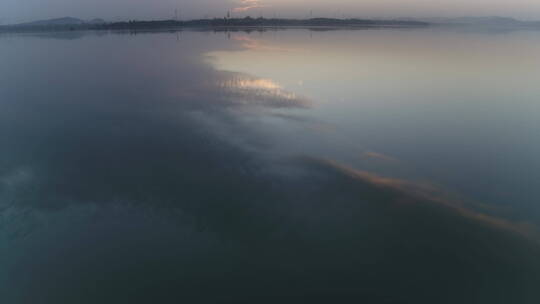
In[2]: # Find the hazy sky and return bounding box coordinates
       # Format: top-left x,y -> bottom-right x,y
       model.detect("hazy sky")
1,0 -> 540,23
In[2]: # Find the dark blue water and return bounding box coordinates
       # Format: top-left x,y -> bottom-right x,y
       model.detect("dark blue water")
1,29 -> 539,303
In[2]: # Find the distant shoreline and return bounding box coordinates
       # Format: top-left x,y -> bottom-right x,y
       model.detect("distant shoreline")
3,16 -> 540,34
0,17 -> 430,33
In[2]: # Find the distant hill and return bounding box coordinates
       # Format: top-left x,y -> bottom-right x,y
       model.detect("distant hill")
450,16 -> 521,25
6,17 -> 106,29
16,17 -> 85,27
413,16 -> 540,28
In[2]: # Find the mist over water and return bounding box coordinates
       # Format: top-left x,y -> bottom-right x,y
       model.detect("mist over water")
1,29 -> 539,303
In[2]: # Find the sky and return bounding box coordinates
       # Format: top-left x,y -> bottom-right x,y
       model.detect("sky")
1,0 -> 540,25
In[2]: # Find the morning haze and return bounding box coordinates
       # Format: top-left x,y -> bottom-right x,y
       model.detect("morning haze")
2,0 -> 540,23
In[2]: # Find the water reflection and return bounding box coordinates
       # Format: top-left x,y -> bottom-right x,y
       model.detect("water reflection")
217,76 -> 311,108
210,30 -> 540,223
0,30 -> 539,303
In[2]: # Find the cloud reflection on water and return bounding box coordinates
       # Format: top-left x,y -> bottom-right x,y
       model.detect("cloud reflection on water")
0,30 -> 539,303
217,75 -> 311,108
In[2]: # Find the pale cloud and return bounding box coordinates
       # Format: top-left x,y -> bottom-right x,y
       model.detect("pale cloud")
232,0 -> 267,13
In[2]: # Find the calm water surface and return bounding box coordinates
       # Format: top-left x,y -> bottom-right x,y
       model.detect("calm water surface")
1,29 -> 539,303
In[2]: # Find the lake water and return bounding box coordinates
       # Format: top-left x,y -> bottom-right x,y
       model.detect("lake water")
1,28 -> 539,303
